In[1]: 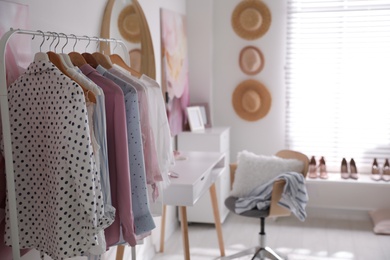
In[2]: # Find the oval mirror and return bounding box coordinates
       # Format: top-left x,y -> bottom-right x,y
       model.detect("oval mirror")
100,0 -> 156,79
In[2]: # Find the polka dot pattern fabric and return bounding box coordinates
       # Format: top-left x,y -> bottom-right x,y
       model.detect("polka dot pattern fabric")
3,60 -> 114,259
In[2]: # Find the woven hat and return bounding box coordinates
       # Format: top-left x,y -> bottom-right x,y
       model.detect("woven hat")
232,79 -> 272,121
231,0 -> 271,40
118,4 -> 141,43
239,46 -> 264,75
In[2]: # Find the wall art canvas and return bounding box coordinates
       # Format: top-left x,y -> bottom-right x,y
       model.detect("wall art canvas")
160,8 -> 189,136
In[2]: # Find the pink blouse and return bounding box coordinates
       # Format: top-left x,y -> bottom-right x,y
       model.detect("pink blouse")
80,64 -> 137,247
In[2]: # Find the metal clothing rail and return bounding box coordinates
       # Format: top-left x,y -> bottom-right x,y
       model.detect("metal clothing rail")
0,28 -> 132,260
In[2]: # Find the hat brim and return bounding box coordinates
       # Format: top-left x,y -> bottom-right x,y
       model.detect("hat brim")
118,4 -> 141,43
239,45 -> 265,75
232,79 -> 272,121
231,0 -> 272,40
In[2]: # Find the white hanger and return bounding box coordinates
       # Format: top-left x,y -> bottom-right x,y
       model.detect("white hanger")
58,33 -> 75,69
33,30 -> 49,62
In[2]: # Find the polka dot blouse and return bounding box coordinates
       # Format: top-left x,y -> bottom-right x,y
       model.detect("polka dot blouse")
3,60 -> 114,259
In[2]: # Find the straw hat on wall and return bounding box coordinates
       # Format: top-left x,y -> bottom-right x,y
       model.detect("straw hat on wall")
118,4 -> 141,43
231,0 -> 271,40
232,79 -> 272,121
239,46 -> 264,75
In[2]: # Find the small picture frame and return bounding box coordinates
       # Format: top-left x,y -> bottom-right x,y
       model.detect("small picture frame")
186,106 -> 205,131
191,102 -> 212,128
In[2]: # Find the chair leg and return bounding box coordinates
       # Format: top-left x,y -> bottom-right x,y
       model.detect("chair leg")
252,246 -> 284,260
221,217 -> 285,260
219,246 -> 260,259
253,218 -> 284,260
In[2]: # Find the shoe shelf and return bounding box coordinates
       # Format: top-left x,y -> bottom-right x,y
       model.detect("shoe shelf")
306,173 -> 390,185
305,173 -> 390,212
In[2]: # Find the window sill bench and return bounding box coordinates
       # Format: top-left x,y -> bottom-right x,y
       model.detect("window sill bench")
305,173 -> 390,213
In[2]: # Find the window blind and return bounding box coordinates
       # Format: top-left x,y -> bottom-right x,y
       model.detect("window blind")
285,0 -> 390,173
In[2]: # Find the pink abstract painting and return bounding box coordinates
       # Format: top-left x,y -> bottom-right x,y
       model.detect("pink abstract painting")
160,8 -> 190,136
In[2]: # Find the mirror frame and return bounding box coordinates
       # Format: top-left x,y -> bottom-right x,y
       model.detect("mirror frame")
100,0 -> 156,79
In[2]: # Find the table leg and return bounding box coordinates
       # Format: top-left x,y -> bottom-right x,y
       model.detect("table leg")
209,183 -> 225,256
159,204 -> 167,253
116,245 -> 125,260
179,206 -> 190,260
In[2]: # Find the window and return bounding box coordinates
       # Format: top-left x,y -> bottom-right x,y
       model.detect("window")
285,0 -> 390,173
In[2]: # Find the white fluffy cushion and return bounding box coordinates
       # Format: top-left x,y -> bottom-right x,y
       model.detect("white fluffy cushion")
369,208 -> 390,235
230,150 -> 304,198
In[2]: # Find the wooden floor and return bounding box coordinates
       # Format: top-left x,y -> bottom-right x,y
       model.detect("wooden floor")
153,213 -> 390,260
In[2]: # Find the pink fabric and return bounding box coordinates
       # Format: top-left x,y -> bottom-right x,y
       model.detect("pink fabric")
80,64 -> 137,247
5,45 -> 24,87
109,67 -> 163,195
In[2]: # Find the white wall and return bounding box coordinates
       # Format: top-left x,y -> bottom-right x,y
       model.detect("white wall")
186,0 -> 214,106
212,0 -> 287,160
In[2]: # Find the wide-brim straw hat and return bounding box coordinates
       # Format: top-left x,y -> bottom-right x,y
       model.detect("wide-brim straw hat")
232,79 -> 272,121
118,4 -> 141,43
231,0 -> 271,40
239,46 -> 264,75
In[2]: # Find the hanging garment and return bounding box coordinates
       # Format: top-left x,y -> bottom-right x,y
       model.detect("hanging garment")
0,156 -> 31,259
140,75 -> 175,185
139,75 -> 175,216
80,64 -> 137,247
96,66 -> 156,236
2,60 -> 114,259
68,67 -> 114,210
110,65 -> 162,201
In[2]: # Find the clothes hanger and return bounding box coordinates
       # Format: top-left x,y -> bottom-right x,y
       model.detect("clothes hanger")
49,32 -> 73,71
47,32 -> 72,74
82,35 -> 99,68
46,32 -> 96,103
33,30 -> 49,62
68,34 -> 87,67
109,38 -> 141,78
92,38 -> 113,69
58,33 -> 75,69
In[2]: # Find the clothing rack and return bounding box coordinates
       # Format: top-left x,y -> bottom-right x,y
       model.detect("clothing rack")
0,28 -> 134,260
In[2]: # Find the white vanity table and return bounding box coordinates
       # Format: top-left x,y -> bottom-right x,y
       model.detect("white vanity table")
160,151 -> 226,260
177,127 -> 230,223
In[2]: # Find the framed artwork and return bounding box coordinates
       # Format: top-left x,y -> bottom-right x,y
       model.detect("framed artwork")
160,8 -> 190,136
191,102 -> 212,128
186,106 -> 205,132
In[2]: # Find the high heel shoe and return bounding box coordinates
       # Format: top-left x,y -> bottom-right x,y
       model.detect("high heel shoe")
350,158 -> 358,180
371,158 -> 381,181
382,159 -> 390,182
308,156 -> 318,179
319,156 -> 328,179
341,158 -> 349,179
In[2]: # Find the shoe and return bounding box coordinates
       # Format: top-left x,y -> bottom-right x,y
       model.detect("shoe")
319,156 -> 328,179
350,158 -> 358,180
340,158 -> 349,179
371,158 -> 381,181
308,156 -> 317,179
382,159 -> 390,182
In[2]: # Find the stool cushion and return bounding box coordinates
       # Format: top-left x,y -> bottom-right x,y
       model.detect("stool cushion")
225,196 -> 269,218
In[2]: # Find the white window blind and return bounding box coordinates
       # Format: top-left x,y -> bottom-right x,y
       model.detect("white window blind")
285,0 -> 390,173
